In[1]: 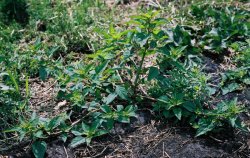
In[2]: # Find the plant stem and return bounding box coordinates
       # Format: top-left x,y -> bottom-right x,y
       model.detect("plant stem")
134,23 -> 150,95
134,48 -> 147,93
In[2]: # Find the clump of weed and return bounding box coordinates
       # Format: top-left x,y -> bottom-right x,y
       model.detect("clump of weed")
0,0 -> 29,26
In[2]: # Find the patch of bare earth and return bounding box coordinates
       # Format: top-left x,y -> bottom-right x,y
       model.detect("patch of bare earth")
29,78 -> 68,118
73,118 -> 249,158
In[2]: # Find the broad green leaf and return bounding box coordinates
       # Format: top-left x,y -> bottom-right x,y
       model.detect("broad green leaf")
34,130 -> 46,139
196,120 -> 215,137
103,93 -> 117,104
70,136 -> 86,148
173,108 -> 182,120
32,141 -> 47,158
183,102 -> 196,112
234,117 -> 249,132
243,78 -> 250,85
82,122 -> 90,132
95,130 -> 108,137
163,110 -> 171,118
152,18 -> 168,26
86,138 -> 92,146
115,85 -> 128,100
117,115 -> 130,123
60,133 -> 68,143
93,60 -> 110,80
117,105 -> 124,111
91,119 -> 102,131
19,130 -> 26,141
157,95 -> 169,104
125,105 -> 137,117
46,116 -> 62,131
229,117 -> 237,127
71,130 -> 83,136
222,83 -> 240,95
101,105 -> 112,113
134,33 -> 150,47
39,67 -> 47,81
158,46 -> 170,56
148,67 -> 159,81
207,87 -> 216,96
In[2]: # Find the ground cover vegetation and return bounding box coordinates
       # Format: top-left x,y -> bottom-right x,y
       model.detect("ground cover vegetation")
0,0 -> 249,157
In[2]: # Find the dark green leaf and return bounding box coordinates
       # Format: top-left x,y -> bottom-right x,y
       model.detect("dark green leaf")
234,117 -> 249,132
116,105 -> 124,111
173,108 -> 182,120
103,93 -> 117,104
115,85 -> 128,100
222,83 -> 240,95
60,133 -> 68,143
183,102 -> 196,112
101,105 -> 112,113
134,33 -> 150,47
95,130 -> 108,137
70,136 -> 86,148
34,130 -> 46,139
46,116 -> 62,131
243,78 -> 250,85
71,130 -> 83,136
86,138 -> 92,146
117,115 -> 130,123
82,122 -> 90,132
148,67 -> 159,81
93,60 -> 110,80
32,141 -> 47,158
90,119 -> 102,131
196,120 -> 216,137
157,95 -> 169,104
39,67 -> 47,81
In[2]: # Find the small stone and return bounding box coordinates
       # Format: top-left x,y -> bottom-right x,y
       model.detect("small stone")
54,100 -> 67,110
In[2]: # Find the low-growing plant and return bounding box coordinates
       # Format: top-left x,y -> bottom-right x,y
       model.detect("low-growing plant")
194,98 -> 248,136
220,67 -> 250,95
4,112 -> 70,157
219,39 -> 250,95
1,3 -> 249,157
2,38 -> 60,80
152,64 -> 210,121
189,4 -> 249,52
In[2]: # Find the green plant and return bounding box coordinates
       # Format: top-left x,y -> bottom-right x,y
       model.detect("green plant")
52,57 -> 137,147
194,98 -> 248,136
151,63 -> 210,121
2,38 -> 60,80
220,67 -> 250,95
70,119 -> 107,147
0,71 -> 26,140
93,11 -> 170,93
4,112 -> 70,157
1,2 -> 250,156
221,39 -> 250,95
231,39 -> 250,67
0,0 -> 29,26
189,4 -> 249,52
91,10 -> 248,137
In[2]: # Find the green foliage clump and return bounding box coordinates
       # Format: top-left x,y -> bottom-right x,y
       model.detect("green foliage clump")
0,0 -> 29,26
190,4 -> 250,52
194,98 -> 247,136
0,71 -> 25,141
0,1 -> 249,157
